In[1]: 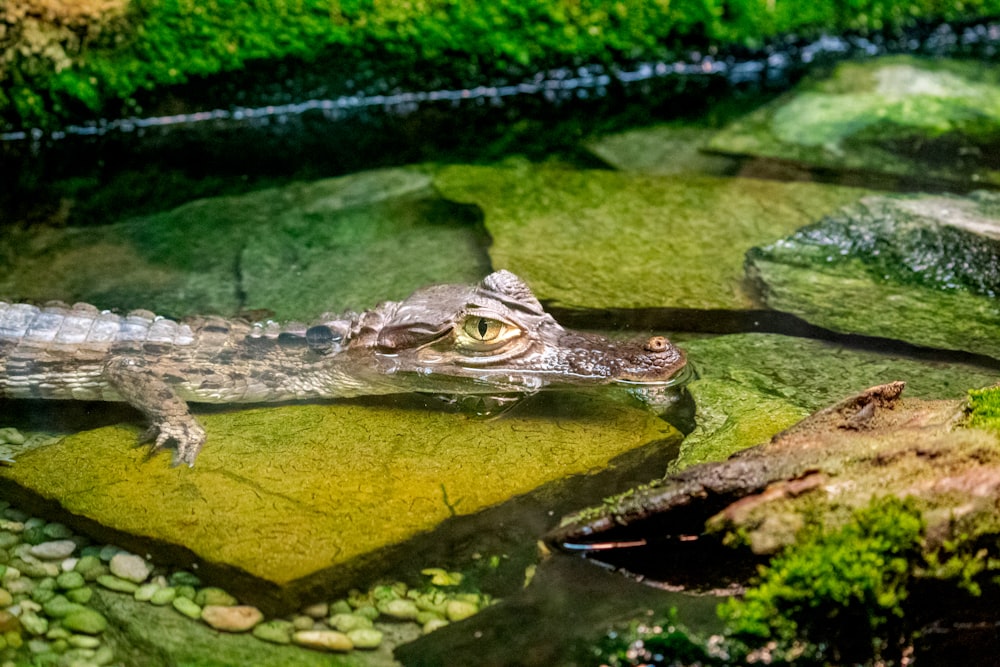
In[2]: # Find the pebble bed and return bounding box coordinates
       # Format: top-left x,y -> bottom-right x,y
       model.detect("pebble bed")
0,430 -> 495,665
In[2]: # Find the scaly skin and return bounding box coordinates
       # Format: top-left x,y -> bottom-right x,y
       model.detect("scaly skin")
0,271 -> 688,466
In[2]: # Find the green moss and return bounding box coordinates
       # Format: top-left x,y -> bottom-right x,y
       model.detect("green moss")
967,386 -> 1000,433
719,497 -> 924,662
7,2 -> 1000,130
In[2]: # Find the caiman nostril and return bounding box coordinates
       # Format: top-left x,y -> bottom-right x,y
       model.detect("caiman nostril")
644,336 -> 669,353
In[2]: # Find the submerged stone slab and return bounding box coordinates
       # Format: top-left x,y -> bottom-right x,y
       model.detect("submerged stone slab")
747,191 -> 1000,359
585,125 -> 739,176
0,393 -> 677,610
708,56 -> 1000,186
0,168 -> 489,321
435,163 -> 865,311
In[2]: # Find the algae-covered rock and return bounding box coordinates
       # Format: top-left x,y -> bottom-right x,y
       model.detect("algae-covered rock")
585,125 -> 739,176
708,56 -> 1000,186
435,163 -> 865,311
550,383 -> 1000,569
671,333 -> 999,470
0,168 -> 489,321
747,191 -> 1000,359
0,392 -> 677,610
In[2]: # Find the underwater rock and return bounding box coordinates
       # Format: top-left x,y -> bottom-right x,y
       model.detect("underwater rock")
585,125 -> 739,176
747,191 -> 1000,359
708,56 -> 1000,186
0,392 -> 677,612
0,168 -> 489,321
549,382 -> 1000,568
435,162 -> 865,311
675,332 -> 1000,469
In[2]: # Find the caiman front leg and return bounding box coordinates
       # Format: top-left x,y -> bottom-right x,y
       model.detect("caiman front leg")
104,357 -> 206,467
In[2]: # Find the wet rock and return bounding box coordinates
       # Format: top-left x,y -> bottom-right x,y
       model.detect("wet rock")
96,575 -> 138,594
252,620 -> 294,645
200,605 -> 263,632
585,125 -> 739,176
292,629 -> 353,652
747,191 -> 1000,359
675,332 -> 999,469
550,383 -> 1000,573
0,168 -> 488,322
0,392 -> 676,610
172,596 -> 202,619
708,56 -> 1000,187
435,162 -> 864,310
108,553 -> 150,583
347,627 -> 383,649
62,608 -> 108,635
194,587 -> 236,607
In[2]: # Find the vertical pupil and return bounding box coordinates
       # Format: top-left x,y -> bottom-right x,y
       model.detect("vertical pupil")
478,318 -> 489,338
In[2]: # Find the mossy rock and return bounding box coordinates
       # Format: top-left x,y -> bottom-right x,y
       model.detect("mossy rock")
0,392 -> 677,611
435,163 -> 866,311
0,168 -> 489,321
708,56 -> 1000,186
746,191 -> 1000,359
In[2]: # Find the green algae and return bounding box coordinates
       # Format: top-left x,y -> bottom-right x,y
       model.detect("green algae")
968,386 -> 1000,433
0,168 -> 489,320
435,163 -> 866,310
0,393 -> 677,609
708,57 -> 1000,186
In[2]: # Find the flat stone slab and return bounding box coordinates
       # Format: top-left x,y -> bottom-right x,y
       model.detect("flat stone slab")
708,56 -> 1000,187
435,163 -> 865,311
746,191 -> 1000,359
676,333 -> 1000,471
0,168 -> 489,321
0,393 -> 677,611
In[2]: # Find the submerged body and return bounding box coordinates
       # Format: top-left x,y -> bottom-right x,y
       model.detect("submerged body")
0,271 -> 687,465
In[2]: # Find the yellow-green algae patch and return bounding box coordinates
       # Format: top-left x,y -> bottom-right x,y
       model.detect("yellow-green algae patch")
0,394 -> 676,609
434,163 -> 867,311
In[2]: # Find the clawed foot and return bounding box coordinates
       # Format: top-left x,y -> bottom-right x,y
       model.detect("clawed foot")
139,419 -> 207,467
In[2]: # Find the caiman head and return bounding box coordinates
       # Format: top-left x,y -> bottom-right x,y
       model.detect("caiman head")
342,271 -> 689,396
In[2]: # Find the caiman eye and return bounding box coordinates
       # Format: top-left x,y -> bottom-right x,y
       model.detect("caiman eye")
463,317 -> 506,342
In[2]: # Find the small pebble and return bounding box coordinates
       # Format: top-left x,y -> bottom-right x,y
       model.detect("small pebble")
292,629 -> 353,652
301,601 -> 328,618
149,587 -> 177,606
66,587 -> 93,605
96,575 -> 138,594
97,546 -> 121,562
40,524 -> 72,540
19,611 -> 47,636
0,533 -> 20,550
73,556 -> 106,582
194,587 -> 236,607
200,605 -> 263,632
291,614 -> 315,631
175,585 -> 196,600
62,608 -> 108,635
0,589 -> 11,607
169,571 -> 200,587
2,510 -> 28,523
347,627 -> 383,649
252,620 -> 293,645
108,553 -> 150,583
423,618 -> 450,634
6,578 -> 32,595
11,557 -> 58,578
61,557 -> 79,572
133,583 -> 160,602
55,571 -> 85,591
41,595 -> 84,618
354,605 -> 379,620
416,610 -> 444,625
328,613 -> 373,632
379,598 -> 419,620
172,596 -> 202,619
0,429 -> 25,446
45,627 -> 71,640
328,599 -> 352,615
68,634 -> 102,649
445,599 -> 478,622
0,610 -> 19,633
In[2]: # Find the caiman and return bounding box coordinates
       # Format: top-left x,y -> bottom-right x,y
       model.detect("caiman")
0,271 -> 688,466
